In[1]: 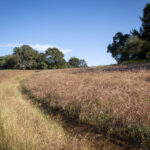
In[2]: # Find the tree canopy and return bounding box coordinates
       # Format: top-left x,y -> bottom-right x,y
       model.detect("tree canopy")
68,57 -> 87,68
46,48 -> 67,69
107,32 -> 130,63
140,3 -> 150,41
13,45 -> 39,69
0,45 -> 87,69
107,3 -> 150,63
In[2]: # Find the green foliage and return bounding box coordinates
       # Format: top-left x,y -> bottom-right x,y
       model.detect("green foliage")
126,36 -> 144,59
0,55 -> 15,69
68,57 -> 87,68
13,45 -> 39,69
108,3 -> 150,63
141,41 -> 150,59
68,57 -> 80,68
146,52 -> 150,59
107,32 -> 130,62
140,3 -> 150,41
0,56 -> 6,69
46,47 -> 67,69
79,59 -> 88,67
37,53 -> 48,69
131,29 -> 141,38
0,45 -> 87,70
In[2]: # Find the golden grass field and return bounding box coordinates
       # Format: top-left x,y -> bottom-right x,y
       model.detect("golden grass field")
1,64 -> 150,150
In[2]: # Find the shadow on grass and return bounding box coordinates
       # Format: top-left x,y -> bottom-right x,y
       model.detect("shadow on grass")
21,86 -> 142,150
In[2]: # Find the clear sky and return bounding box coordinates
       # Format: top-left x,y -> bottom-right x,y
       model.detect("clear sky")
0,0 -> 149,66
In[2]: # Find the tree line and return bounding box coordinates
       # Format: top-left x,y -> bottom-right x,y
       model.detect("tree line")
0,45 -> 87,69
107,3 -> 150,63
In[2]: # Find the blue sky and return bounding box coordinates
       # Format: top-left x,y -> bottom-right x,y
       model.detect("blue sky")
0,0 -> 149,66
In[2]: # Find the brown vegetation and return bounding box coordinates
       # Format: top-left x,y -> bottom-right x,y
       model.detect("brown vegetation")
0,70 -> 30,83
22,66 -> 150,149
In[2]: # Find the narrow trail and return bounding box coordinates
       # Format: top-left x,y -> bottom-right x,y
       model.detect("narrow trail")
0,72 -> 139,150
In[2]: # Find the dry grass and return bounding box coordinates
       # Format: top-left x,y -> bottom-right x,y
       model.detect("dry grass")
0,70 -> 30,83
22,66 -> 150,148
0,71 -> 92,150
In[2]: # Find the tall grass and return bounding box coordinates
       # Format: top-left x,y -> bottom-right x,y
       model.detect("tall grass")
0,72 -> 91,150
22,67 -> 150,148
0,70 -> 30,83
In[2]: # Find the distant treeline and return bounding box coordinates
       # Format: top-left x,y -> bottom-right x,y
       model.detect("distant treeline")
0,46 -> 87,69
107,3 -> 150,63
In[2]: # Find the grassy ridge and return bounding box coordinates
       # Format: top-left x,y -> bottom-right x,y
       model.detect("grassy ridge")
22,67 -> 150,149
